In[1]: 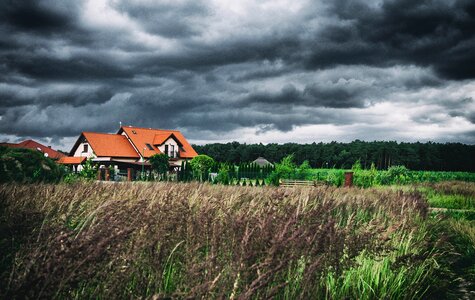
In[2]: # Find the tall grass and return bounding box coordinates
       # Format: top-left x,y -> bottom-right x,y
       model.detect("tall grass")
0,182 -> 439,299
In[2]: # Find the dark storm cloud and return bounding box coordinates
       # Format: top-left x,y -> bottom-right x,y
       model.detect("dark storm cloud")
0,0 -> 71,33
238,83 -> 368,109
307,0 -> 475,79
113,0 -> 209,38
0,0 -> 474,147
5,54 -> 133,81
133,36 -> 300,77
0,80 -> 116,109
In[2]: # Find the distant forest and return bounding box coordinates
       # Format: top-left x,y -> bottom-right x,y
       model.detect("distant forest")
193,141 -> 475,172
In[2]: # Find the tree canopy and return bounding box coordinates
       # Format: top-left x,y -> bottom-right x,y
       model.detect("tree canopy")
149,153 -> 169,176
193,141 -> 475,172
190,155 -> 215,181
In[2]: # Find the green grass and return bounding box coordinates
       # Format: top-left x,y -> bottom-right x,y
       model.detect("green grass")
430,210 -> 475,221
307,168 -> 475,187
428,194 -> 475,210
420,182 -> 475,297
324,253 -> 433,300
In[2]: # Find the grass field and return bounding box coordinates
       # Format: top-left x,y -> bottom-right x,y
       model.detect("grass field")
0,181 -> 474,299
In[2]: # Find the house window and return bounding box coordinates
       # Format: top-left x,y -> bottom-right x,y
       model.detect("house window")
170,145 -> 175,157
83,144 -> 88,153
164,144 -> 169,156
146,143 -> 154,150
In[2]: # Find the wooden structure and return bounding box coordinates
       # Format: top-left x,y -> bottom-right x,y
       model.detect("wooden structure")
344,172 -> 354,187
279,179 -> 316,187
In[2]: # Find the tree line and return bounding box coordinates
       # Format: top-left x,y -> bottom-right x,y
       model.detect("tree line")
192,140 -> 475,172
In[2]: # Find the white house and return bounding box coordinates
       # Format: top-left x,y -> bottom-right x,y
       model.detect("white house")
59,126 -> 198,172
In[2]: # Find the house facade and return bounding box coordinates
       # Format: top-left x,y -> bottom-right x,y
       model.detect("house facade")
58,126 -> 198,172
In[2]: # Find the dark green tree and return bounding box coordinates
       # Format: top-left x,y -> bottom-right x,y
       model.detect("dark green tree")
149,153 -> 169,180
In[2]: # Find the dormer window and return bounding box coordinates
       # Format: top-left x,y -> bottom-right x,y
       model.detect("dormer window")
145,143 -> 154,150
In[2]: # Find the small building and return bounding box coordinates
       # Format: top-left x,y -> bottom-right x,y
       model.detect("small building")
252,157 -> 274,167
58,126 -> 198,174
0,140 -> 66,160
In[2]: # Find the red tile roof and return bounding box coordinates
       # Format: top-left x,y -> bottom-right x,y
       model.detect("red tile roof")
58,157 -> 87,164
152,133 -> 172,146
119,126 -> 197,159
0,142 -> 20,148
82,132 -> 140,158
1,140 -> 65,159
153,133 -> 183,146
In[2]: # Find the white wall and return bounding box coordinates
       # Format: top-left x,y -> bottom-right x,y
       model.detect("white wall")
73,141 -> 94,158
157,137 -> 179,158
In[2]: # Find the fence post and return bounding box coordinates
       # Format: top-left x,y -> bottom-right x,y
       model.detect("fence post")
344,171 -> 353,187
127,168 -> 133,181
97,169 -> 102,181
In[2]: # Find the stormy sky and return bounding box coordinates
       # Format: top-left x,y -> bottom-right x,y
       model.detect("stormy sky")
1,0 -> 474,151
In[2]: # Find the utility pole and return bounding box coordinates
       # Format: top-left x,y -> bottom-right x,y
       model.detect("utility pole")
142,147 -> 145,179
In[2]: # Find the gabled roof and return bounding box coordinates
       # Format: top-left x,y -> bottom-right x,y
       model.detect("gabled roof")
153,133 -> 183,147
0,142 -> 20,148
73,132 -> 140,158
118,126 -> 197,159
1,140 -> 65,159
58,156 -> 86,165
252,157 -> 274,167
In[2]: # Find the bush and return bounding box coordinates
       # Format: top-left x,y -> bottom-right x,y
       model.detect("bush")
353,163 -> 377,188
268,155 -> 313,185
149,154 -> 169,180
0,146 -> 65,183
216,163 -> 231,185
387,165 -> 409,184
325,169 -> 345,187
189,155 -> 215,181
78,157 -> 97,180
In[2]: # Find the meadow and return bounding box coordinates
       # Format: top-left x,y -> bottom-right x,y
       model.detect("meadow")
310,168 -> 475,187
1,181 -> 474,299
206,156 -> 475,187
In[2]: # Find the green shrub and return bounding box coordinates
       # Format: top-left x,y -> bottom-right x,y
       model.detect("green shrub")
149,153 -> 169,180
268,155 -> 313,185
78,157 -> 97,180
216,163 -> 231,185
325,169 -> 345,187
189,155 -> 215,181
387,165 -> 409,184
0,146 -> 65,183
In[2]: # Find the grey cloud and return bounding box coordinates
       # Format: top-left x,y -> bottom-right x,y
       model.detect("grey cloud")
0,0 -> 73,33
303,80 -> 370,108
0,83 -> 114,108
0,0 -> 474,146
307,0 -> 475,79
114,0 -> 209,38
